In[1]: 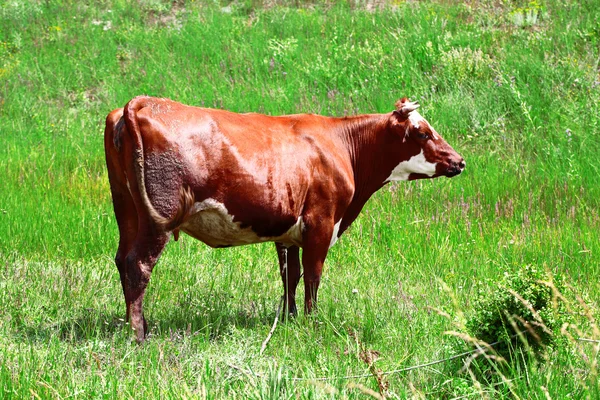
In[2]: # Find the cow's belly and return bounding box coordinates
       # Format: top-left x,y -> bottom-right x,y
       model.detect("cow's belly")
180,199 -> 303,248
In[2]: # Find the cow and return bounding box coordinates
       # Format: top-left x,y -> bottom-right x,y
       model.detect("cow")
104,96 -> 465,342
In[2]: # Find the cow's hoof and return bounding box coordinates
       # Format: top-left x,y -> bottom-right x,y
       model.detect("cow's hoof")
281,303 -> 297,321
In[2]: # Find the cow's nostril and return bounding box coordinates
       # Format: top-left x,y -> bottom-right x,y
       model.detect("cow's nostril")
458,160 -> 466,169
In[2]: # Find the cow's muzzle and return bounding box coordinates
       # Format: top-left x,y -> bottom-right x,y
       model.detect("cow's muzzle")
444,158 -> 466,177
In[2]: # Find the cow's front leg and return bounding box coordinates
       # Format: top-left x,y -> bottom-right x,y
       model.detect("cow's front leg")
301,222 -> 335,314
275,243 -> 301,318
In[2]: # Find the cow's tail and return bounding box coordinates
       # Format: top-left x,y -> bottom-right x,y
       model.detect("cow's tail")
122,96 -> 195,232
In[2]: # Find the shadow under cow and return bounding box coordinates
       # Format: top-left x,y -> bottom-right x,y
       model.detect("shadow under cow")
16,292 -> 278,344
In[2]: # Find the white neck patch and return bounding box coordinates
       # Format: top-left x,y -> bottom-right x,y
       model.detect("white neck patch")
386,150 -> 437,182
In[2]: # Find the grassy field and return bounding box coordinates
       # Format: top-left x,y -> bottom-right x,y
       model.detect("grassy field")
1,0 -> 599,398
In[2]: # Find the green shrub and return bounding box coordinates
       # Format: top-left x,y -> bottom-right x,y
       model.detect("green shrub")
439,46 -> 493,83
466,265 -> 572,358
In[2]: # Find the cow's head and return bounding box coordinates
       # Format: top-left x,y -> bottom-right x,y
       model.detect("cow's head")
386,98 -> 465,181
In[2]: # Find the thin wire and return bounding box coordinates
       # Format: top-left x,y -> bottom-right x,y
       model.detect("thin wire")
578,338 -> 600,344
237,335 -> 600,383
289,338 -> 507,382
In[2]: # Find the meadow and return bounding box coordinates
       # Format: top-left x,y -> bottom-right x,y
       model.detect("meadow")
1,0 -> 599,398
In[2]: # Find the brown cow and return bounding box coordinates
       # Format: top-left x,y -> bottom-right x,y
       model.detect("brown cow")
104,96 -> 465,341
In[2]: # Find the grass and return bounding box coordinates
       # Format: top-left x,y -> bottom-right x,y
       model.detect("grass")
1,0 -> 599,398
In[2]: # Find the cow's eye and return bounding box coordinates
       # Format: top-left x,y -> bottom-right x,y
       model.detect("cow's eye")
417,132 -> 429,140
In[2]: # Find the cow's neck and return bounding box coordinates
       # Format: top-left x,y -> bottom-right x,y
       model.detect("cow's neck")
334,113 -> 398,233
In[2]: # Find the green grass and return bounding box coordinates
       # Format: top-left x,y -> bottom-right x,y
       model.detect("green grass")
1,0 -> 599,398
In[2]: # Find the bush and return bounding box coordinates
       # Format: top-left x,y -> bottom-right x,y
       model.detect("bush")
466,265 -> 572,359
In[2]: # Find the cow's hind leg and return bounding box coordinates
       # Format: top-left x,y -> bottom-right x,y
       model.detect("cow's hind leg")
106,132 -> 139,324
275,243 -> 301,318
107,172 -> 163,341
123,230 -> 169,342
111,189 -> 138,323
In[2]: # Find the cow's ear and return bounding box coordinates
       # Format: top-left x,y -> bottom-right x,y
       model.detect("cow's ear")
393,98 -> 419,121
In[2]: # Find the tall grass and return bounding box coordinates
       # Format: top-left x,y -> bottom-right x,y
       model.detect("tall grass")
1,0 -> 599,398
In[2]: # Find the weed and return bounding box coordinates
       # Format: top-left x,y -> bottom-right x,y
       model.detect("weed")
466,266 -> 574,359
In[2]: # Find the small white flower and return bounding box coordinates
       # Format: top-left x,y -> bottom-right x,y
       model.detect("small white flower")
352,289 -> 359,294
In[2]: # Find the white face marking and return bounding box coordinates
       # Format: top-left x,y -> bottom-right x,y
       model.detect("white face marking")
181,199 -> 304,248
408,111 -> 439,140
408,110 -> 424,130
386,150 -> 437,182
329,220 -> 342,249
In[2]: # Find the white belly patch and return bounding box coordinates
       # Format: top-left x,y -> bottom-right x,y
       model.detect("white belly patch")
329,220 -> 341,248
180,199 -> 304,248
